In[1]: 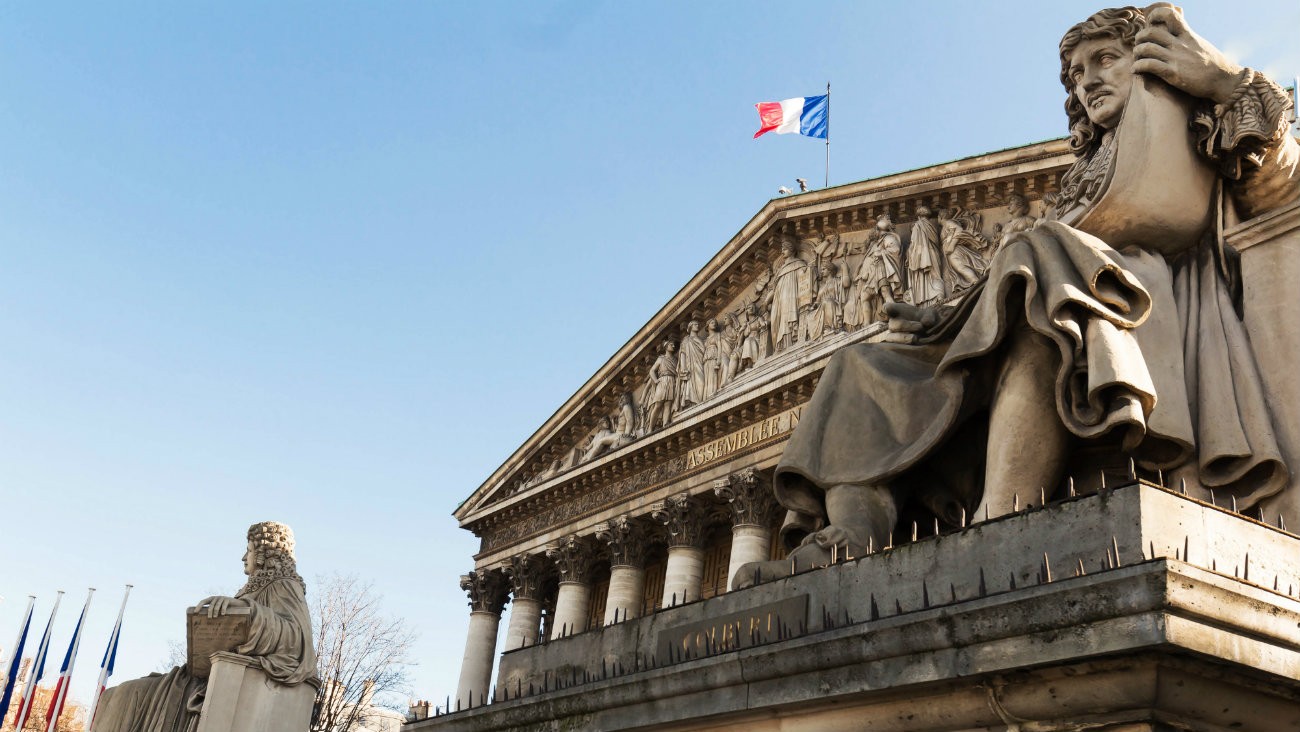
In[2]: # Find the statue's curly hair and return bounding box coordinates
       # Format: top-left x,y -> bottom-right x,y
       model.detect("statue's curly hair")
238,521 -> 305,596
1059,7 -> 1148,155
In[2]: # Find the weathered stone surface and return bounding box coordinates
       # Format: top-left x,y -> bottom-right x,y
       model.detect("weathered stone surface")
194,652 -> 317,732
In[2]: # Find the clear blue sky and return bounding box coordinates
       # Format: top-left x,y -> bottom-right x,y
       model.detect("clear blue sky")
2,0 -> 1297,711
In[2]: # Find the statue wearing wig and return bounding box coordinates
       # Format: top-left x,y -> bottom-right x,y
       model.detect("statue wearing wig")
92,522 -> 317,732
740,4 -> 1300,587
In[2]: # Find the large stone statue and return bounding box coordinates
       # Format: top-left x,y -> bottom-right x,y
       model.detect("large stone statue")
739,4 -> 1299,585
996,192 -> 1038,253
806,261 -> 847,339
92,522 -> 316,731
641,341 -> 678,431
938,207 -> 988,292
676,320 -> 708,410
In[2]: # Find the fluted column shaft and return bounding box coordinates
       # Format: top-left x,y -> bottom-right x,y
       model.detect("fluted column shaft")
652,493 -> 708,607
604,565 -> 646,623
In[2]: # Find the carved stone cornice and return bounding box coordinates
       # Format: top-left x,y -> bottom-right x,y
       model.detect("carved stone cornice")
545,534 -> 598,584
504,553 -> 546,601
650,492 -> 708,548
594,514 -> 650,568
714,467 -> 778,528
460,568 -> 509,615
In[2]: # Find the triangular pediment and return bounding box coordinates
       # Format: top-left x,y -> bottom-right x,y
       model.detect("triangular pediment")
455,138 -> 1076,562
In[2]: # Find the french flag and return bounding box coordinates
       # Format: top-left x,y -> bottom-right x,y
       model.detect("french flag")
13,591 -> 63,731
753,95 -> 828,140
86,585 -> 131,730
45,589 -> 94,732
0,596 -> 36,726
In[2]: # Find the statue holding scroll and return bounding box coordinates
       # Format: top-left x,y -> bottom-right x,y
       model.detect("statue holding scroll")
739,5 -> 1299,585
92,522 -> 316,732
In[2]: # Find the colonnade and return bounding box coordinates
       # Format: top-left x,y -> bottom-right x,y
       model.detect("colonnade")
453,468 -> 779,707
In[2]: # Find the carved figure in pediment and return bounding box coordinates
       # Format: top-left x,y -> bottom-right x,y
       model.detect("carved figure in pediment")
738,303 -> 770,372
770,236 -> 814,352
739,5 -> 1299,588
807,261 -> 847,339
852,214 -> 904,324
720,312 -> 743,383
702,319 -> 727,400
939,207 -> 989,292
906,205 -> 948,307
580,416 -> 622,463
640,340 -> 679,432
676,320 -> 708,410
996,192 -> 1038,253
614,391 -> 639,441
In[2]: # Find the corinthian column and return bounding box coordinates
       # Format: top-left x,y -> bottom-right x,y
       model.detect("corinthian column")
715,468 -> 778,590
652,493 -> 708,605
545,534 -> 597,639
455,568 -> 509,709
595,515 -> 649,624
502,553 -> 545,650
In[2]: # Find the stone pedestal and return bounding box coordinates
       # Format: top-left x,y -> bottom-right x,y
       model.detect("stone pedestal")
549,581 -> 591,638
662,546 -> 704,606
603,565 -> 645,624
428,485 -> 1300,732
726,525 -> 771,591
1228,198 -> 1300,526
455,610 -> 502,708
195,652 -> 316,732
504,597 -> 541,651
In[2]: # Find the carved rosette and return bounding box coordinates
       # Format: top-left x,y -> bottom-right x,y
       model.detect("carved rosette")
713,468 -> 778,528
595,514 -> 650,568
545,534 -> 598,584
650,492 -> 708,548
504,553 -> 545,601
460,568 -> 509,615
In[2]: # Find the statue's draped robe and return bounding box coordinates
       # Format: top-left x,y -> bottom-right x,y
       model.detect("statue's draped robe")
907,217 -> 947,306
92,577 -> 316,732
771,257 -> 811,347
677,333 -> 707,408
776,75 -> 1299,528
857,232 -> 904,324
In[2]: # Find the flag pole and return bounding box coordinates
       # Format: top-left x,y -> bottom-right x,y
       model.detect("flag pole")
824,82 -> 830,189
0,595 -> 36,722
86,584 -> 131,728
45,588 -> 94,732
14,590 -> 63,730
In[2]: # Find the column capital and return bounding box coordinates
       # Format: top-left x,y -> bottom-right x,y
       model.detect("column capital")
595,514 -> 650,568
545,534 -> 598,584
651,492 -> 708,548
714,468 -> 778,528
460,567 -> 509,615
504,552 -> 546,601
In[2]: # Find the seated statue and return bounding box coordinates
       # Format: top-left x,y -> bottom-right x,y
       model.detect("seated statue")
739,5 -> 1299,585
92,522 -> 317,731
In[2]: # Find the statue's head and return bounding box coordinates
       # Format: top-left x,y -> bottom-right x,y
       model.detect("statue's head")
875,214 -> 894,232
706,318 -> 719,332
239,521 -> 305,595
916,205 -> 932,218
820,261 -> 835,277
1059,6 -> 1147,153
780,237 -> 797,257
687,319 -> 700,333
1007,192 -> 1030,216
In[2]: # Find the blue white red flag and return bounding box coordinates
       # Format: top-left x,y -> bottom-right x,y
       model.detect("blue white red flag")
0,596 -> 36,725
753,95 -> 828,139
45,589 -> 93,732
13,591 -> 63,731
86,585 -> 131,729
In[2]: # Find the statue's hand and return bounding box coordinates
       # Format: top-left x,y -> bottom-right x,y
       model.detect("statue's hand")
1134,4 -> 1243,104
197,595 -> 251,619
885,302 -> 941,333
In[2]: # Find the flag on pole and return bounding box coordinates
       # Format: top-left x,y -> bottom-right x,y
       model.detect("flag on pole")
45,589 -> 94,732
13,590 -> 63,731
0,596 -> 36,725
85,585 -> 131,729
753,95 -> 828,139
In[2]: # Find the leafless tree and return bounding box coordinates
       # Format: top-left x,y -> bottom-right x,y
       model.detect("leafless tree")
310,573 -> 416,732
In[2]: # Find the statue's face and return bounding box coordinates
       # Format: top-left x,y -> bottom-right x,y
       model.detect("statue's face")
242,540 -> 256,575
1066,37 -> 1134,130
